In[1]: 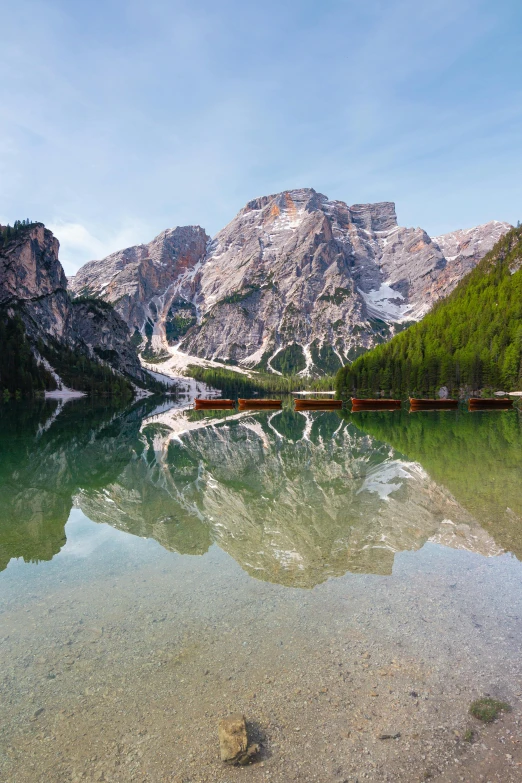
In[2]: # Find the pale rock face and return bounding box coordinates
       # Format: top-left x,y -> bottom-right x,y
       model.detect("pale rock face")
70,190 -> 511,374
0,224 -> 65,304
181,189 -> 510,372
69,226 -> 209,345
0,224 -> 148,385
430,221 -> 513,296
432,221 -> 511,266
0,225 -> 70,341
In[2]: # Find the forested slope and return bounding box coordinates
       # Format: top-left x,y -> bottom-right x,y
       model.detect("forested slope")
336,226 -> 522,397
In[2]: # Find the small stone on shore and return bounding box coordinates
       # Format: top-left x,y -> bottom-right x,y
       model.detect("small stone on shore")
378,731 -> 401,740
218,713 -> 259,765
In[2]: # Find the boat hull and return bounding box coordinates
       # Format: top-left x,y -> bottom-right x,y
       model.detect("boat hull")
238,399 -> 282,409
295,399 -> 342,410
468,398 -> 513,409
195,399 -> 235,410
409,398 -> 458,409
351,398 -> 401,410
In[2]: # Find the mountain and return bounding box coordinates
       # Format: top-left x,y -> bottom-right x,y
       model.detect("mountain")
179,191 -> 509,373
0,222 -> 154,396
70,189 -> 511,375
336,225 -> 522,396
69,225 -> 209,357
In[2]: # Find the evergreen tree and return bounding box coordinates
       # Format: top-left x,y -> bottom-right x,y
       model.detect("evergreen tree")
336,226 -> 522,397
0,315 -> 56,397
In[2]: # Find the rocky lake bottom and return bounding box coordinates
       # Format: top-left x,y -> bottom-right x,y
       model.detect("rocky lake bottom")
1,398 -> 521,782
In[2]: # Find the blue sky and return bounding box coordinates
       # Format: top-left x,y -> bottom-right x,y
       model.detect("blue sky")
1,0 -> 521,274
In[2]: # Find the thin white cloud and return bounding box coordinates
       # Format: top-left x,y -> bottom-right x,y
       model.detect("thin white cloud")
0,0 -> 520,255
48,219 -> 151,275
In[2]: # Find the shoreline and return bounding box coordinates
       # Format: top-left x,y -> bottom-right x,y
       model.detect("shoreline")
44,389 -> 86,399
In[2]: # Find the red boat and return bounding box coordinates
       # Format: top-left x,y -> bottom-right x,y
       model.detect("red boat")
468,397 -> 513,410
295,399 -> 343,410
351,398 -> 401,410
238,398 -> 282,409
194,398 -> 235,410
409,398 -> 458,410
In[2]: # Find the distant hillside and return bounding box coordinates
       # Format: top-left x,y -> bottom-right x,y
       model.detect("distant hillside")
336,225 -> 522,397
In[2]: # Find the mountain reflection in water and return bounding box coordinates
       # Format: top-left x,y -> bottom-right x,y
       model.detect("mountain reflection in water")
1,400 -> 521,586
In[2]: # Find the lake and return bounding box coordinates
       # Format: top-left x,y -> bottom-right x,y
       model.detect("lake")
1,398 -> 521,782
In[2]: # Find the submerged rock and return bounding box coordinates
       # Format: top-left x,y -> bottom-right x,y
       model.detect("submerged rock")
378,731 -> 401,740
218,714 -> 259,765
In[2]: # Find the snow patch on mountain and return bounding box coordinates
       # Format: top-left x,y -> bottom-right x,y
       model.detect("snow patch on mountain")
359,283 -> 413,323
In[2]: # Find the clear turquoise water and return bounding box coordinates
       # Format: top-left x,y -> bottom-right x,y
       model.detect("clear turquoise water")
1,398 -> 521,781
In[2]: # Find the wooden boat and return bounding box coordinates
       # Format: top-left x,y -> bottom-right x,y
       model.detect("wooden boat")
351,398 -> 401,410
293,391 -> 336,396
468,397 -> 513,409
195,398 -> 235,410
238,398 -> 282,409
409,398 -> 458,409
295,399 -> 342,410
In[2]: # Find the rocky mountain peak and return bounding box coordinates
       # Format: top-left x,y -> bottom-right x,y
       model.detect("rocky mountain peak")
70,225 -> 209,351
70,191 -> 512,375
432,220 -> 512,265
345,201 -> 398,233
0,223 -> 66,307
72,224 -> 208,285
239,189 -> 398,234
243,187 -> 320,215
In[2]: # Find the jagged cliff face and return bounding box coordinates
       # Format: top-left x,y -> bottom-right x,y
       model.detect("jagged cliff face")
70,300 -> 148,382
70,226 -> 209,346
70,190 -> 511,375
0,224 -> 71,342
0,224 -> 149,387
0,224 -> 65,304
430,221 -> 513,299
